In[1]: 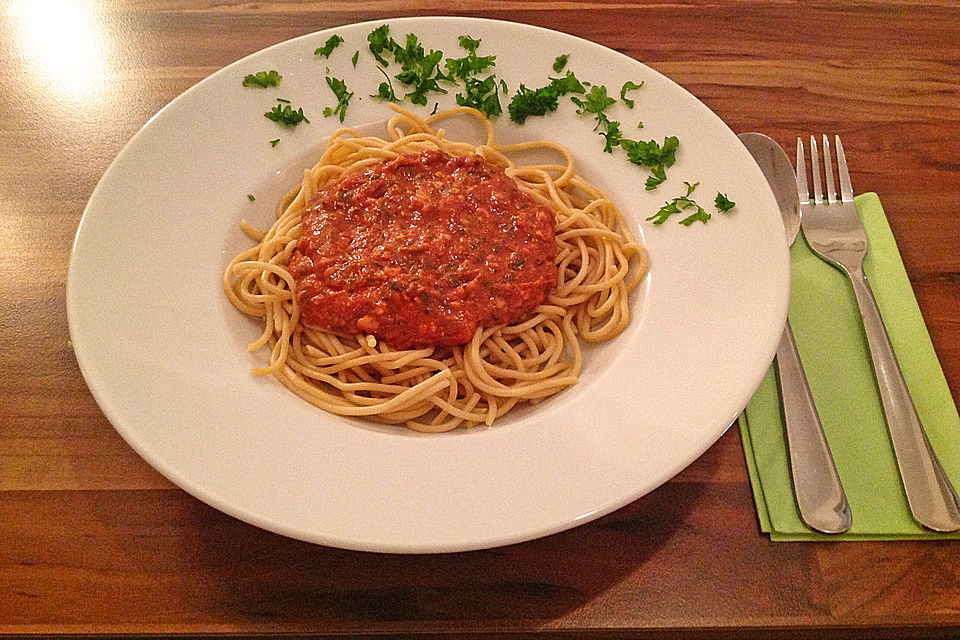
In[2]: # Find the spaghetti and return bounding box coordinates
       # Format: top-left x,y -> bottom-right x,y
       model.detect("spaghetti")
223,106 -> 647,432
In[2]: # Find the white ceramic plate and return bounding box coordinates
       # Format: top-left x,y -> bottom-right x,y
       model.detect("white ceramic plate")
67,17 -> 789,553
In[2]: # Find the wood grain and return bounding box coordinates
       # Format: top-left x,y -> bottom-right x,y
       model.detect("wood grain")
2,0 -> 959,637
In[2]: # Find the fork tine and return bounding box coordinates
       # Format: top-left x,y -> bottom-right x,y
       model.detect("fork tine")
796,138 -> 809,204
822,135 -> 837,204
835,136 -> 854,202
810,136 -> 824,205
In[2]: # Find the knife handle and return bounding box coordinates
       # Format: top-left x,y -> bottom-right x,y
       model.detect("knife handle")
776,319 -> 852,533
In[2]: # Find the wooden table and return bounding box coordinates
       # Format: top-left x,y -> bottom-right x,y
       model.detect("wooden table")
3,1 -> 959,637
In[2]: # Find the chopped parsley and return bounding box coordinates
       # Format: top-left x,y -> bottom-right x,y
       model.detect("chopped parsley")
508,85 -> 556,124
618,135 -> 679,189
619,81 -> 644,108
568,83 -> 624,154
445,35 -> 496,80
680,210 -> 712,226
242,33 -> 724,229
314,34 -> 344,57
542,75 -> 668,187
570,84 -> 616,117
371,67 -> 400,102
364,28 -> 451,105
264,100 -> 309,126
322,76 -> 353,122
645,163 -> 667,190
508,71 -> 585,124
457,74 -> 503,118
392,34 -> 450,105
247,193 -> 256,201
647,182 -> 711,225
367,24 -> 395,66
599,120 -> 623,152
621,136 -> 679,168
447,36 -> 507,117
551,71 -> 586,95
242,69 -> 282,88
458,35 -> 482,51
391,32 -> 424,68
715,192 -> 736,212
368,26 -> 510,107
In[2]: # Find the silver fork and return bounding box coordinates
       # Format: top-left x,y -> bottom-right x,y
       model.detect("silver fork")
798,135 -> 960,532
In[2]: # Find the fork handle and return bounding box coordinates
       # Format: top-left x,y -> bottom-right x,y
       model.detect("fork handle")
846,264 -> 960,532
776,320 -> 852,533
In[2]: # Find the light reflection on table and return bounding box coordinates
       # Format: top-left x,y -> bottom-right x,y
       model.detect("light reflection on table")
10,0 -> 112,106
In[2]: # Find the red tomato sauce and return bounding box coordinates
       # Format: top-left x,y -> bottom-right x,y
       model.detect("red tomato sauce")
289,150 -> 558,349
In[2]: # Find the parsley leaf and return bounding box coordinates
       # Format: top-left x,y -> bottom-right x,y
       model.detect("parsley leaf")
599,118 -> 623,153
242,70 -> 282,88
445,52 -> 496,79
566,83 -> 625,156
550,70 -> 586,95
370,67 -> 400,102
647,200 -> 681,224
269,138 -> 280,147
621,136 -> 679,168
322,76 -> 353,122
508,85 -> 557,124
372,83 -> 399,102
314,34 -> 344,57
507,71 -> 586,124
456,74 -> 503,118
392,32 -> 425,69
445,35 -> 496,80
679,207 -> 711,226
715,192 -> 736,212
553,54 -> 569,73
618,135 -> 679,189
264,101 -> 309,126
619,80 -> 644,108
570,84 -> 616,116
647,182 -> 710,225
247,194 -> 256,201
392,35 -> 450,105
645,164 -> 666,190
367,25 -> 397,66
458,35 -> 481,53
352,50 -> 359,66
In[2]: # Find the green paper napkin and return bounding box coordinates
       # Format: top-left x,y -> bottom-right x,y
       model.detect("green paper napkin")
739,193 -> 960,540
